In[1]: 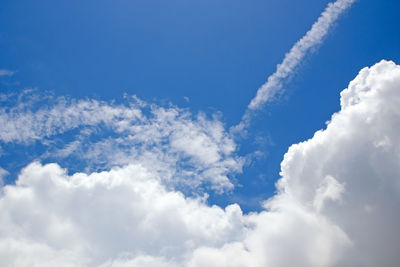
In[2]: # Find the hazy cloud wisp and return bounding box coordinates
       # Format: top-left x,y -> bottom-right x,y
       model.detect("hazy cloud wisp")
0,69 -> 15,76
238,0 -> 355,130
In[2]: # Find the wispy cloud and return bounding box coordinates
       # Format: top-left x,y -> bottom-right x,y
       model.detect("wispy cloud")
0,93 -> 243,192
0,69 -> 15,76
238,0 -> 355,129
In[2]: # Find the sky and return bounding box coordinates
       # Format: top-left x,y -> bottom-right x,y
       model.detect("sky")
1,0 -> 400,266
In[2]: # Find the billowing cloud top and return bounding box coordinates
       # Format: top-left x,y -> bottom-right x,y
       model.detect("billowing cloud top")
1,60 -> 400,266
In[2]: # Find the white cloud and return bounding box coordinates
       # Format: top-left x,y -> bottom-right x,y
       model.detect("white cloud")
235,0 -> 355,132
1,60 -> 400,266
0,95 -> 243,192
0,95 -> 143,144
249,0 -> 355,110
208,60 -> 400,267
313,175 -> 345,212
0,162 -> 246,267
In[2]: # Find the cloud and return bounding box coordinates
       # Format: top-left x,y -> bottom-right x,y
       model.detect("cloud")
1,60 -> 400,266
0,94 -> 243,192
199,60 -> 400,267
235,0 -> 355,131
0,95 -> 143,144
249,0 -> 355,110
0,69 -> 14,76
0,162 -> 246,267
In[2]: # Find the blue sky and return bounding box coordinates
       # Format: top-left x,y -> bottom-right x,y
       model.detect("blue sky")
1,1 -> 400,266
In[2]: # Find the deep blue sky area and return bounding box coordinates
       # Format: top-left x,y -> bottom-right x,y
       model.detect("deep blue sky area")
1,0 -> 399,211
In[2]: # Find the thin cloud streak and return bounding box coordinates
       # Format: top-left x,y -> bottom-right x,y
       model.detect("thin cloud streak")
237,0 -> 355,131
0,69 -> 15,76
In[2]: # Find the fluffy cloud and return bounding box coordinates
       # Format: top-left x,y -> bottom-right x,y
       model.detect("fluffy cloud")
279,60 -> 400,266
193,60 -> 400,267
0,162 -> 246,267
1,60 -> 400,266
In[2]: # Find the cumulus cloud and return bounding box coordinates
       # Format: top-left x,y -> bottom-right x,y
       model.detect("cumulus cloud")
0,162 -> 246,266
189,60 -> 400,266
0,60 -> 400,266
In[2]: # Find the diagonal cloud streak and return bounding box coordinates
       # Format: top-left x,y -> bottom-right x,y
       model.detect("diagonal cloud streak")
237,0 -> 355,130
249,0 -> 355,110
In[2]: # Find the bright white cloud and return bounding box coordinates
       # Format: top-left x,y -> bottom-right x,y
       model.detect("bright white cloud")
217,60 -> 400,267
0,162 -> 246,267
0,60 -> 400,266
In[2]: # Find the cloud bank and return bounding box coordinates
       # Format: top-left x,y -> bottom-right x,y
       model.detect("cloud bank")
1,60 -> 400,266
